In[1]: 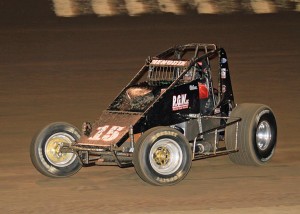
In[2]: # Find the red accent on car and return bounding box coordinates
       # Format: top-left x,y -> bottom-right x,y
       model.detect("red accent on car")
198,83 -> 209,99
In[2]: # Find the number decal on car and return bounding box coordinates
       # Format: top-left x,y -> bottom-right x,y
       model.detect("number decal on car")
88,125 -> 125,141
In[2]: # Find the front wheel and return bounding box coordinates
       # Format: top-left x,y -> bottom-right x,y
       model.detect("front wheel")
30,122 -> 82,177
225,103 -> 277,165
133,127 -> 192,186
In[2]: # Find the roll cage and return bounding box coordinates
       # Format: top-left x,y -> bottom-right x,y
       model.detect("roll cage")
108,43 -> 234,115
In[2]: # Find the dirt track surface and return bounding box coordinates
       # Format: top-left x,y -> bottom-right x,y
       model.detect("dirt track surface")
0,13 -> 299,213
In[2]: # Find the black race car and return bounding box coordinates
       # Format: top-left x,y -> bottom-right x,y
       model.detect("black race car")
30,44 -> 277,185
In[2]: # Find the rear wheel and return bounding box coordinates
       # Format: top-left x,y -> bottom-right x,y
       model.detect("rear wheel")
30,122 -> 82,177
225,103 -> 277,165
133,127 -> 192,186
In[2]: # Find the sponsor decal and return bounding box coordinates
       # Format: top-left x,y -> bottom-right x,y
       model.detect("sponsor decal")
189,85 -> 198,91
222,85 -> 227,93
156,171 -> 183,183
214,108 -> 221,114
151,60 -> 188,67
151,131 -> 178,142
221,58 -> 227,64
256,109 -> 270,123
172,94 -> 189,111
88,125 -> 124,141
221,68 -> 226,79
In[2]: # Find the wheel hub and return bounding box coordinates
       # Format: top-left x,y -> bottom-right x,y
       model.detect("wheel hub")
45,133 -> 76,167
256,120 -> 272,151
149,138 -> 183,175
153,146 -> 170,166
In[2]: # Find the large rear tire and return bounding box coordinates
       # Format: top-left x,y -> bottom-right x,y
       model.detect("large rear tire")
30,122 -> 82,177
133,127 -> 192,186
225,103 -> 277,165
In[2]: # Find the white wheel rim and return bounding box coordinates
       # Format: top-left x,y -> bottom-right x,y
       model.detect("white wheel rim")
256,120 -> 272,151
44,132 -> 77,167
149,138 -> 183,175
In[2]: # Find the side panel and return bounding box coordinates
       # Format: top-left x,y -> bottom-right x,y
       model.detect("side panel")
218,48 -> 235,116
143,80 -> 200,129
77,111 -> 142,146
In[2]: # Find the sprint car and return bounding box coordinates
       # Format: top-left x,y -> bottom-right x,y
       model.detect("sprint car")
30,43 -> 277,185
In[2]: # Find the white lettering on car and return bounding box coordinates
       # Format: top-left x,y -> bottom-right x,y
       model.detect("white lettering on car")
88,125 -> 124,141
189,85 -> 197,90
151,60 -> 188,67
102,126 -> 125,142
172,94 -> 189,111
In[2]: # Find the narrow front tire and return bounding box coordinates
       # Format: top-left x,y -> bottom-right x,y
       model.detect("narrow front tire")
30,122 -> 82,178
